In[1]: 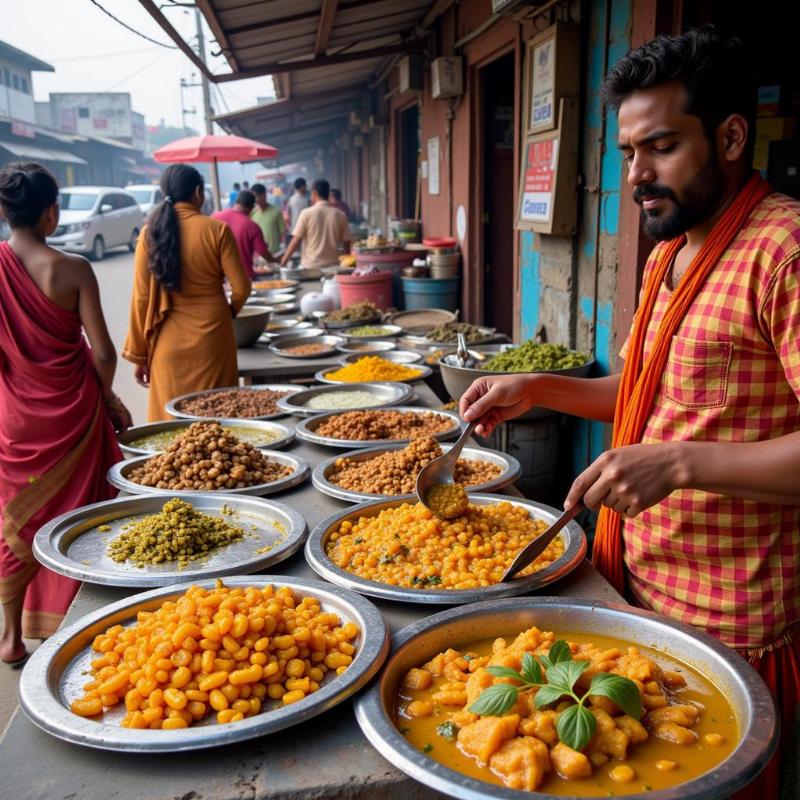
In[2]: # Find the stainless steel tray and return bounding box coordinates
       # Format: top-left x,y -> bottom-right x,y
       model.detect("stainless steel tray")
312,444 -> 521,503
295,406 -> 462,449
118,418 -> 295,457
276,382 -> 415,418
305,494 -> 586,604
269,334 -> 345,359
19,576 -> 389,752
166,384 -> 302,421
340,324 -> 403,341
314,364 -> 433,385
281,266 -> 322,280
108,451 -> 310,497
338,350 -> 422,365
337,340 -> 396,354
33,494 -> 307,587
321,314 -> 382,330
354,598 -> 778,800
251,278 -> 300,294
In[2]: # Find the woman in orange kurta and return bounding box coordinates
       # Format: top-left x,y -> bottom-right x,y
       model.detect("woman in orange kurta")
123,165 -> 251,421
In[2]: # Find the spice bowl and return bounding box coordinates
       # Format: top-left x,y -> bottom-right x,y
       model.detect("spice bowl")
340,324 -> 403,341
315,363 -> 433,385
233,305 -> 273,347
337,340 -> 397,355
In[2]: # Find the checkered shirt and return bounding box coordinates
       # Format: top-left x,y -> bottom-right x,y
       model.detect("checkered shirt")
620,192 -> 800,650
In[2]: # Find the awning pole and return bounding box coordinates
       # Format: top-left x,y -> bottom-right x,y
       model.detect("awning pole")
210,156 -> 221,211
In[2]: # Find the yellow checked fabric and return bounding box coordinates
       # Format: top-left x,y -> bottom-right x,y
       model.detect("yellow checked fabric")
621,193 -> 800,651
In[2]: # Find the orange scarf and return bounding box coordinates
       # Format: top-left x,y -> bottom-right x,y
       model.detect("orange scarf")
592,172 -> 772,593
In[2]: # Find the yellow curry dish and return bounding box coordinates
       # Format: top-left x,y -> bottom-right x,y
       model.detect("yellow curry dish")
395,626 -> 738,796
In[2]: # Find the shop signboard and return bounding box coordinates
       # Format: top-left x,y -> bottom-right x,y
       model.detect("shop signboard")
427,136 -> 440,195
516,98 -> 578,235
519,137 -> 558,224
530,36 -> 555,132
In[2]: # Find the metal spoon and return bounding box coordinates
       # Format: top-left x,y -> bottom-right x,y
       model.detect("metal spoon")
499,500 -> 585,582
455,332 -> 476,368
416,420 -> 476,510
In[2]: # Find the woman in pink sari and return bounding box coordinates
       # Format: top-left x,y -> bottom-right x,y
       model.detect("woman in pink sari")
0,163 -> 131,665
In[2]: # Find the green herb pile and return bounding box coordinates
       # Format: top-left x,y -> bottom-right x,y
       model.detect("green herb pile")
484,341 -> 589,373
469,639 -> 642,751
106,498 -> 246,568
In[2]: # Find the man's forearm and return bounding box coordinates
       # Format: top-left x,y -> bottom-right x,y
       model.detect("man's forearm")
280,237 -> 300,265
674,432 -> 800,505
529,372 -> 621,422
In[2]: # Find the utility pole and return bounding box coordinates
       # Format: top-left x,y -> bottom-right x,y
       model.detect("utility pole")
179,76 -> 197,136
195,7 -> 221,211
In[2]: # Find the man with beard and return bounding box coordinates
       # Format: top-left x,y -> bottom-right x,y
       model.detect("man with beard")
461,26 -> 799,795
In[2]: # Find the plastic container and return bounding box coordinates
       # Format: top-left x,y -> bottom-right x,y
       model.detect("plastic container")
355,250 -> 416,308
429,263 -> 459,279
423,236 -> 457,248
401,276 -> 461,311
336,270 -> 394,310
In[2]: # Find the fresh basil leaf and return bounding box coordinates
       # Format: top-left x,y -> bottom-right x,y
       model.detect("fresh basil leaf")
533,684 -> 569,709
588,673 -> 643,720
468,683 -> 518,716
486,665 -> 523,683
556,703 -> 597,751
521,652 -> 543,685
547,660 -> 589,694
548,640 -> 572,665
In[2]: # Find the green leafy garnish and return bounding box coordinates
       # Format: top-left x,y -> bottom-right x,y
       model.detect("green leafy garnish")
436,721 -> 458,741
378,554 -> 394,565
423,743 -> 433,753
467,640 -> 642,751
400,727 -> 410,735
354,537 -> 364,544
426,575 -> 442,585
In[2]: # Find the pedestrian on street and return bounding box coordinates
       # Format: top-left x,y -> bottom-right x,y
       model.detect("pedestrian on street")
250,182 -> 285,255
280,179 -> 351,270
212,189 -> 272,279
285,177 -> 310,246
330,188 -> 354,222
124,164 -> 251,422
0,162 -> 131,666
228,181 -> 240,208
461,27 -> 800,797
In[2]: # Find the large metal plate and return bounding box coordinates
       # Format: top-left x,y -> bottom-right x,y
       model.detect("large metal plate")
337,340 -> 396,354
354,598 -> 778,800
338,350 -> 423,365
295,406 -> 463,449
340,324 -> 403,341
118,418 -> 295,457
269,334 -> 346,359
321,313 -> 382,330
276,382 -> 415,418
312,444 -> 521,503
166,384 -> 302,421
19,576 -> 389,752
305,494 -> 586,604
33,494 -> 307,587
314,364 -> 433,385
108,451 -> 310,497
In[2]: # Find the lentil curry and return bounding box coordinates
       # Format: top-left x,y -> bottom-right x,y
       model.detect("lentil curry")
324,501 -> 561,590
396,627 -> 737,795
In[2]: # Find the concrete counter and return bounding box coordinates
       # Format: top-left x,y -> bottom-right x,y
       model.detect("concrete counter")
0,383 -> 622,800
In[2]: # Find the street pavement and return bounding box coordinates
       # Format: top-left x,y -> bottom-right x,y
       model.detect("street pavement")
0,245 -> 144,733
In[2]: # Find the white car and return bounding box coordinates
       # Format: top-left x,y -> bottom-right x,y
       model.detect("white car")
47,186 -> 144,261
125,183 -> 163,216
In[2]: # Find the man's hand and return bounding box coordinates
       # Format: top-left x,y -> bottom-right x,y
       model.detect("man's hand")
564,443 -> 685,517
134,364 -> 150,388
460,375 -> 536,436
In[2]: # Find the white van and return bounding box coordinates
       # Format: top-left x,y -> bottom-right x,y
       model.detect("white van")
126,184 -> 163,216
47,186 -> 144,261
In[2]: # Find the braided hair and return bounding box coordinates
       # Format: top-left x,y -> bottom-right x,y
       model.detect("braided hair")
147,163 -> 204,292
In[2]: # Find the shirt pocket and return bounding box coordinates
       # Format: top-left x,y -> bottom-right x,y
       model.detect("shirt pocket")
663,336 -> 733,409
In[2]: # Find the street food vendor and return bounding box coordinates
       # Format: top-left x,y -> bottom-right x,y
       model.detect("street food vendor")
461,26 -> 800,797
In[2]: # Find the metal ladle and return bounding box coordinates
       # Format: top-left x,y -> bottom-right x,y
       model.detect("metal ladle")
454,332 -> 479,368
415,420 -> 476,512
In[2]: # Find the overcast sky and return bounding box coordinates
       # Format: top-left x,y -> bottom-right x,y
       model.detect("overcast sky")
3,0 -> 273,129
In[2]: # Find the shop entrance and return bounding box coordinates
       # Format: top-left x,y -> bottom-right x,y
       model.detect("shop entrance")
398,103 -> 420,220
480,51 -> 516,333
